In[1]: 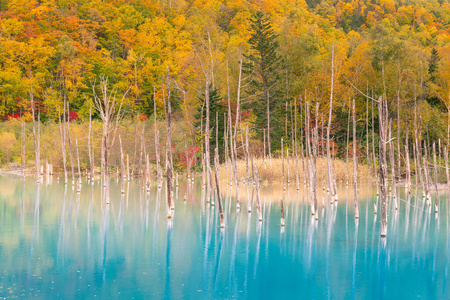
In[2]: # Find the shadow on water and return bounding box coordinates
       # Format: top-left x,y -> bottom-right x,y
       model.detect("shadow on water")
2,177 -> 450,298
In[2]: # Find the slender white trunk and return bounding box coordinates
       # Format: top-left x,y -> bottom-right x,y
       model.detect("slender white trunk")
59,106 -> 68,184
327,42 -> 335,202
30,70 -> 40,182
379,96 -> 388,237
352,98 -> 359,218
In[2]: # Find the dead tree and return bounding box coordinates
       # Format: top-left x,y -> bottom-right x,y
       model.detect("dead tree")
224,113 -> 230,184
433,142 -> 439,213
214,148 -> 225,228
252,154 -> 263,222
29,70 -> 40,182
366,85 -> 370,170
378,96 -> 389,237
21,120 -> 25,179
139,122 -> 145,176
205,76 -> 213,204
305,101 -> 313,213
184,134 -> 191,180
300,96 -> 306,185
312,102 -> 319,218
281,194 -> 286,227
352,98 -> 359,219
397,91 -> 401,183
423,143 -> 431,202
58,106 -> 68,184
232,59 -> 243,209
414,94 -> 424,191
245,126 -> 251,212
346,100 -> 351,186
282,137 -> 285,191
326,42 -> 336,202
88,107 -> 94,180
67,102 -> 75,185
119,135 -> 126,194
164,66 -> 174,214
294,99 -> 300,190
154,90 -> 162,187
127,154 -> 130,181
445,147 -> 450,193
87,75 -> 131,199
75,137 -> 82,192
371,97 -> 377,180
388,122 -> 397,210
405,127 -> 411,191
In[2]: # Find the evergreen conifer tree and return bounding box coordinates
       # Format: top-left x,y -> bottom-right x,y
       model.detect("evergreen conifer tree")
429,48 -> 440,83
243,11 -> 283,153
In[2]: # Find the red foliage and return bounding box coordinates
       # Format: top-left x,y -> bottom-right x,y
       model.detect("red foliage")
178,145 -> 200,168
6,113 -> 20,120
140,113 -> 148,121
69,111 -> 79,121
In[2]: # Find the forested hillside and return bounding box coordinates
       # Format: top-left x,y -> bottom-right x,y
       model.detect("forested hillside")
1,0 -> 450,167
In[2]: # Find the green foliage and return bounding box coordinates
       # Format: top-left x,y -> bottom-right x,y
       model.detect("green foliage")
195,85 -> 227,157
428,48 -> 440,83
243,11 -> 284,149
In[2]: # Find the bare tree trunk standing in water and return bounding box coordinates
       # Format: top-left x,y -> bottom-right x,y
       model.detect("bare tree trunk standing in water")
352,98 -> 359,219
423,143 -> 431,203
30,70 -> 41,183
433,142 -> 439,213
405,127 -> 411,191
366,84 -> 370,171
294,99 -> 300,190
88,107 -> 94,181
232,59 -> 243,209
346,100 -> 351,186
252,153 -> 263,222
414,92 -> 424,195
214,148 -> 225,228
445,147 -> 450,193
164,66 -> 174,215
184,134 -> 191,181
245,126 -> 251,212
88,75 -> 130,204
267,93 -> 272,164
282,137 -> 285,191
119,135 -> 126,194
305,101 -> 313,213
205,75 -> 213,204
226,61 -> 233,185
75,137 -> 82,192
327,42 -> 336,203
154,88 -> 162,188
67,102 -> 75,185
371,97 -> 377,180
378,96 -> 389,237
388,122 -> 397,210
224,113 -> 230,185
21,120 -> 25,179
397,90 -> 401,185
58,106 -> 68,184
312,102 -> 319,218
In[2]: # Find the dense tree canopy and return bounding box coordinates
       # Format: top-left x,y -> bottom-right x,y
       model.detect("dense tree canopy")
1,0 -> 450,162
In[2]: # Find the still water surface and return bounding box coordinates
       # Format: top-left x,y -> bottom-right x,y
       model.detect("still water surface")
0,175 -> 449,299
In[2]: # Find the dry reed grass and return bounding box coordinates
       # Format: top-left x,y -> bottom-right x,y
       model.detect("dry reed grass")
219,157 -> 373,185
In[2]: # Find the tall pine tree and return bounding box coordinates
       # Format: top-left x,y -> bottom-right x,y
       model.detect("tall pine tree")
243,11 -> 283,155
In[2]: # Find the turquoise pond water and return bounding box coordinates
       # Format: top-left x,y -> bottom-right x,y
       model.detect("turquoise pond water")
1,175 -> 450,299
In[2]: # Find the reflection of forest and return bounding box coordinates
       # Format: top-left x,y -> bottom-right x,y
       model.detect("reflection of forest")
0,176 -> 449,299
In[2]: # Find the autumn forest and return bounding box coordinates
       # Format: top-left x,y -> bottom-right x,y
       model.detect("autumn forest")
2,0 -> 450,201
